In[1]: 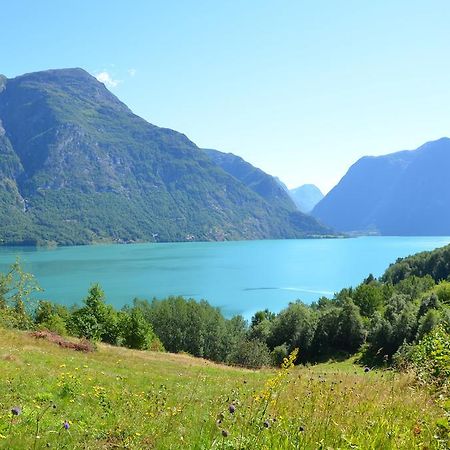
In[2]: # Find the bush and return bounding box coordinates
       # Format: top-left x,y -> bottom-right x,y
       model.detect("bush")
271,344 -> 289,367
68,284 -> 120,344
120,308 -> 163,351
410,325 -> 450,387
228,339 -> 271,369
37,314 -> 68,336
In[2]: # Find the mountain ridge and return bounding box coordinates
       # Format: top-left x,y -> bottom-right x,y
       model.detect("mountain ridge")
312,137 -> 450,235
0,68 -> 330,245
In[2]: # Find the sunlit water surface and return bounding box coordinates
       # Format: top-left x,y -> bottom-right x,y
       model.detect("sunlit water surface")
0,236 -> 449,318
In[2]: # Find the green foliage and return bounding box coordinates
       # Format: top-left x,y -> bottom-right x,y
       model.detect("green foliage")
352,282 -> 385,317
248,309 -> 274,342
383,244 -> 450,284
335,298 -> 366,352
367,294 -> 418,358
267,302 -> 317,359
69,284 -> 119,343
417,309 -> 442,341
434,281 -> 450,304
396,275 -> 435,298
120,307 -> 163,351
410,325 -> 450,388
135,297 -> 230,361
271,343 -> 289,366
0,259 -> 42,329
228,338 -> 271,368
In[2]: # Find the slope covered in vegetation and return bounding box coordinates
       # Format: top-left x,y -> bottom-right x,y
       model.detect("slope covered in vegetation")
1,244 -> 450,447
0,69 -> 329,246
0,328 -> 445,449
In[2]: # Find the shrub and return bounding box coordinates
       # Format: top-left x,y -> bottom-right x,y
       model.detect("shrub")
271,344 -> 289,367
228,339 -> 271,369
410,325 -> 450,387
120,308 -> 163,351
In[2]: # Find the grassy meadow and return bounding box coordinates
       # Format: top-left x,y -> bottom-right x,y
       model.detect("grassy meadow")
0,327 -> 445,449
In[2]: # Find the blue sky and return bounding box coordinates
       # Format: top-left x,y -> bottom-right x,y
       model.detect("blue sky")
2,1 -> 450,193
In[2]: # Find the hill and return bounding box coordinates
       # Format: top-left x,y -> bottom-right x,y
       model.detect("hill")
0,327 -> 440,449
382,242 -> 450,284
312,138 -> 450,235
289,184 -> 324,213
203,149 -> 299,210
203,149 -> 330,234
0,69 -> 329,246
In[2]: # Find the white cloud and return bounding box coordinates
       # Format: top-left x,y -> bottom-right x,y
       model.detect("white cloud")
95,71 -> 120,88
128,68 -> 137,77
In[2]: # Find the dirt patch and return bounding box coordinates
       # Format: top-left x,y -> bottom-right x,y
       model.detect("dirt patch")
29,330 -> 94,352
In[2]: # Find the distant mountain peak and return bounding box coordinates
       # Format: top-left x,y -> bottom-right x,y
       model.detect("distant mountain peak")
289,184 -> 324,213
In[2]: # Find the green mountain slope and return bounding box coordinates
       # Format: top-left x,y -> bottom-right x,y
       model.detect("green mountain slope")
203,148 -> 329,236
0,69 -> 329,245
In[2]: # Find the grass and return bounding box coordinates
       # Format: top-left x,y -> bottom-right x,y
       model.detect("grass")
0,327 -> 444,449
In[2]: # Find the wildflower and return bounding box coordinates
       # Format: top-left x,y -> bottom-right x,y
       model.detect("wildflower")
11,407 -> 21,416
263,420 -> 271,428
221,429 -> 229,437
299,425 -> 305,432
364,367 -> 370,373
63,421 -> 70,430
228,404 -> 236,414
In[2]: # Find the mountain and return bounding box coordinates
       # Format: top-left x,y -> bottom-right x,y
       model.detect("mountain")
289,184 -> 324,213
202,149 -> 330,235
203,149 -> 296,210
312,138 -> 450,235
0,68 -> 330,245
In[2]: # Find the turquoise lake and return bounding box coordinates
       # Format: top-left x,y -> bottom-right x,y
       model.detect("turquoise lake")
0,236 -> 449,319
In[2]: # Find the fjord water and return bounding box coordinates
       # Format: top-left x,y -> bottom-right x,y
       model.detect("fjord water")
0,236 -> 449,319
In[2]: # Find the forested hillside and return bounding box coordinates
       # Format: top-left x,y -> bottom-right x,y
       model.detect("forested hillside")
0,69 -> 329,246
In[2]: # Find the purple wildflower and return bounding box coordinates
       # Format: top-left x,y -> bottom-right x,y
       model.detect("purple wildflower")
11,406 -> 21,416
63,421 -> 70,430
228,404 -> 236,414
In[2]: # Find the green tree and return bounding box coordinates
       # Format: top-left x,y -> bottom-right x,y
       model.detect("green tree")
228,339 -> 271,369
0,259 -> 42,329
416,309 -> 442,340
335,298 -> 366,352
353,283 -> 385,317
268,301 -> 317,360
120,307 -> 162,350
69,284 -> 119,343
248,309 -> 274,343
135,296 -> 230,362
